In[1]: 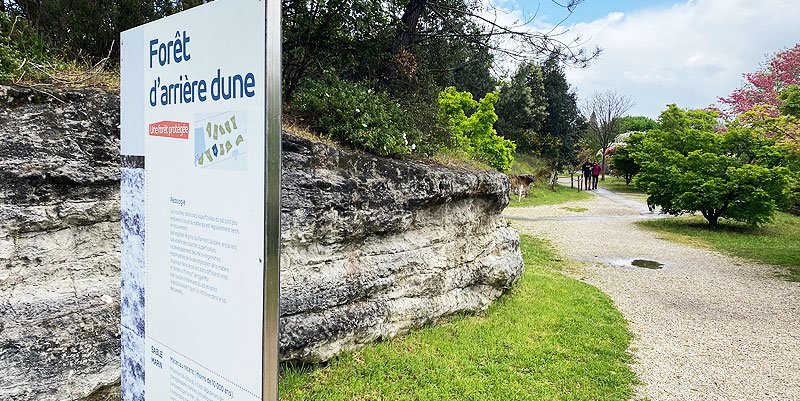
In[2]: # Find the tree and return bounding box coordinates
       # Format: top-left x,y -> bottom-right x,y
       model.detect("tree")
616,115 -> 658,134
494,57 -> 585,187
438,87 -> 515,172
779,84 -> 800,118
283,0 -> 398,101
284,0 -> 598,99
449,46 -> 497,100
582,90 -> 634,180
569,141 -> 595,188
609,132 -> 644,185
736,86 -> 800,208
384,0 -> 600,83
719,44 -> 800,117
539,56 -> 585,188
494,62 -> 547,152
632,105 -> 793,228
4,0 -> 210,61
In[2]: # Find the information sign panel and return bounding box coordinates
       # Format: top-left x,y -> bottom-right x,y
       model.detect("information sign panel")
120,1 -> 280,399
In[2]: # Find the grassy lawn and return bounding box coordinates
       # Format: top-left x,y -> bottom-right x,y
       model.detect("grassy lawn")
508,184 -> 593,208
596,176 -> 640,193
279,235 -> 636,401
509,153 -> 545,176
638,212 -> 800,281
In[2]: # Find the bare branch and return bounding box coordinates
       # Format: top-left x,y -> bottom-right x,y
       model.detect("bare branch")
581,90 -> 635,177
424,0 -> 601,68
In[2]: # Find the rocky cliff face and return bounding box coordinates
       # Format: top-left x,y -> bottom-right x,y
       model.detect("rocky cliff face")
0,85 -> 523,400
280,135 -> 523,361
0,86 -> 122,401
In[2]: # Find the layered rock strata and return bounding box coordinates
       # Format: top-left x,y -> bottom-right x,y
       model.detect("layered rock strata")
280,134 -> 523,361
0,85 -> 523,400
0,86 -> 123,401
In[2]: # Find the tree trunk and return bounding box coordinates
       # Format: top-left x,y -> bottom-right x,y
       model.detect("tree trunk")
283,57 -> 311,103
701,210 -> 715,228
380,0 -> 428,81
600,150 -> 607,181
702,209 -> 726,229
395,0 -> 428,52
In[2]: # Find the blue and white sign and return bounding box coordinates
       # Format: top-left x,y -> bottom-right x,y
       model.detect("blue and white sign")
120,1 -> 281,400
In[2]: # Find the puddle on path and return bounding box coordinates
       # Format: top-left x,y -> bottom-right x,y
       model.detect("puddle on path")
607,258 -> 665,269
631,259 -> 664,269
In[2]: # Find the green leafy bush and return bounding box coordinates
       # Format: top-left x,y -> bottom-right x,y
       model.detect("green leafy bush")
779,84 -> 800,118
292,74 -> 422,157
438,87 -> 515,172
0,12 -> 53,82
609,132 -> 645,185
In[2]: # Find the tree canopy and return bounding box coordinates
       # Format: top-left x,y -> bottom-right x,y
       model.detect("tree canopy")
538,57 -> 585,185
495,62 -> 547,153
609,132 -> 645,185
616,116 -> 658,134
3,0 -> 210,60
438,87 -> 515,172
632,105 -> 793,228
494,56 -> 585,184
719,44 -> 800,118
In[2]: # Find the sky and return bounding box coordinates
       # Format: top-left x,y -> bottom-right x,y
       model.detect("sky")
488,0 -> 800,118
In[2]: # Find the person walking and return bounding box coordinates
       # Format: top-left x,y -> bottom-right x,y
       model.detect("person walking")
581,159 -> 593,190
591,162 -> 601,190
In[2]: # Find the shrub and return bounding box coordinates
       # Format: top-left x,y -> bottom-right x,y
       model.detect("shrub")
609,132 -> 645,185
438,87 -> 515,172
292,74 -> 422,157
0,12 -> 53,82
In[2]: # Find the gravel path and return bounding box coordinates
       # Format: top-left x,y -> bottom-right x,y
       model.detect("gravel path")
505,181 -> 800,401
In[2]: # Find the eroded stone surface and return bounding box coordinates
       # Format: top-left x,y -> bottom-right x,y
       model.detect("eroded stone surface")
0,85 -> 523,400
0,86 -> 122,401
279,135 -> 523,361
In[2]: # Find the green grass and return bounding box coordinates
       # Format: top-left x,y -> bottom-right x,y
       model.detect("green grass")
508,184 -> 593,208
562,206 -> 588,213
509,153 -> 545,176
279,235 -> 636,401
638,212 -> 800,281
596,177 -> 640,193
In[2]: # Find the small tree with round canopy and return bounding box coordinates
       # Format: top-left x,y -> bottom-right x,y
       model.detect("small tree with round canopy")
632,105 -> 793,228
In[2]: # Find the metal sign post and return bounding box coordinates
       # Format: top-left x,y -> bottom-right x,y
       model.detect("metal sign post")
263,0 -> 282,399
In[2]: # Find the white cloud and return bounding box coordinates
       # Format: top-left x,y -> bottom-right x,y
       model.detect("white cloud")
560,0 -> 800,118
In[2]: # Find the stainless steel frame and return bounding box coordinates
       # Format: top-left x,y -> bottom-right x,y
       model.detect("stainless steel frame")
262,0 -> 282,399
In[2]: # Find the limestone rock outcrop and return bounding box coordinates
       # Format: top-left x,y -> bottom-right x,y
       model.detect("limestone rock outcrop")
280,134 -> 523,361
0,85 -> 523,400
0,86 -> 122,401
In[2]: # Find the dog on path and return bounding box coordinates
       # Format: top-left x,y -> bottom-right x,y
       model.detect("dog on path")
647,198 -> 656,213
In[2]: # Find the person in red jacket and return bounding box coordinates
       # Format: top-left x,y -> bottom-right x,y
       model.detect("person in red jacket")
591,162 -> 601,190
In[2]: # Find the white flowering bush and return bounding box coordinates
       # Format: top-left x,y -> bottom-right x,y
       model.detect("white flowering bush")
292,74 -> 422,157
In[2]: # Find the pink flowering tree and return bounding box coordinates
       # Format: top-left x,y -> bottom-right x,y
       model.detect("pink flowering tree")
719,44 -> 800,118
